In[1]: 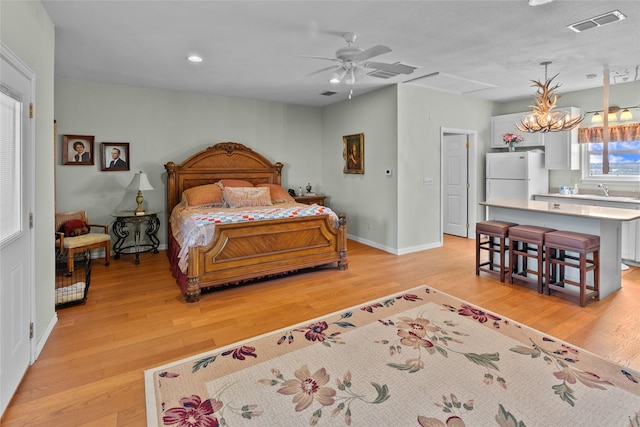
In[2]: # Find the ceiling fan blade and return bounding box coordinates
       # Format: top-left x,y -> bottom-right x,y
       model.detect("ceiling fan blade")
364,61 -> 415,75
355,45 -> 392,62
300,65 -> 340,79
298,55 -> 341,63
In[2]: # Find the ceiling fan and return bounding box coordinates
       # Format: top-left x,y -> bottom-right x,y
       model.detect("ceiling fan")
302,32 -> 415,86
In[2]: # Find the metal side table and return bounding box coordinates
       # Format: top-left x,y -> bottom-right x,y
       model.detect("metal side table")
111,210 -> 161,265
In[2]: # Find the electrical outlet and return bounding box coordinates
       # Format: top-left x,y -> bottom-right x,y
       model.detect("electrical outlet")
367,221 -> 372,230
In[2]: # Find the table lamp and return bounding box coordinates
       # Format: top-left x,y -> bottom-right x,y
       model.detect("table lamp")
127,171 -> 154,215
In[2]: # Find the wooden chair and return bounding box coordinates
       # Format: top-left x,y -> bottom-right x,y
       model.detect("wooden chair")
55,211 -> 111,274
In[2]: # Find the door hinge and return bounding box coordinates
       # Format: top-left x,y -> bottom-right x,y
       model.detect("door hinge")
466,223 -> 470,229
29,103 -> 34,118
29,322 -> 34,339
29,212 -> 34,228
466,182 -> 470,189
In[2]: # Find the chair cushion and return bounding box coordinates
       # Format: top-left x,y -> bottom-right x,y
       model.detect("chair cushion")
545,231 -> 600,253
509,225 -> 556,245
476,221 -> 518,237
61,219 -> 89,237
63,233 -> 111,249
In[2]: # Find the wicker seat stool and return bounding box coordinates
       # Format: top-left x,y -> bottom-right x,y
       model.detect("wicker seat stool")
508,225 -> 556,293
544,230 -> 600,307
476,220 -> 518,282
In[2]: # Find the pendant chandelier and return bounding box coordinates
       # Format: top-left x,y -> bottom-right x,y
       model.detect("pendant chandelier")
516,61 -> 584,133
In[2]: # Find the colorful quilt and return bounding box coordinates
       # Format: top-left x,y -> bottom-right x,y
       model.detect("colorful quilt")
170,202 -> 339,272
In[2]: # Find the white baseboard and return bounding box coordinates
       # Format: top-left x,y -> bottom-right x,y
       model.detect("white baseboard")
34,312 -> 57,362
346,234 -> 443,256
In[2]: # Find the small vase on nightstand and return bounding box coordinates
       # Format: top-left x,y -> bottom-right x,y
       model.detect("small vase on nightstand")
508,142 -> 516,152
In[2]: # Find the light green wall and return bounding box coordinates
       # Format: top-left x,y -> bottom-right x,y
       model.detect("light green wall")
397,84 -> 494,250
1,1 -> 56,348
54,79 -> 323,245
320,84 -> 495,253
321,86 -> 399,251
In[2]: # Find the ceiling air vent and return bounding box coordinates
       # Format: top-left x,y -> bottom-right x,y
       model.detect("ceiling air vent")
368,63 -> 417,80
568,10 -> 626,33
320,91 -> 338,96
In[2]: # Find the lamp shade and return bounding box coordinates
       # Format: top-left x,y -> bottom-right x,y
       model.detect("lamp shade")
127,171 -> 154,191
620,108 -> 633,121
329,68 -> 346,84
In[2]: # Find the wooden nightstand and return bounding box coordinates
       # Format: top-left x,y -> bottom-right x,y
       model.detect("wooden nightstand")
294,195 -> 326,206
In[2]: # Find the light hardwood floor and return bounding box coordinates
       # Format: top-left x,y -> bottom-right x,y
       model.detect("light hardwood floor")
3,235 -> 640,426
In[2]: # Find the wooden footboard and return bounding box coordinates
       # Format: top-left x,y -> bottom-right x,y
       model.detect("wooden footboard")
185,213 -> 347,302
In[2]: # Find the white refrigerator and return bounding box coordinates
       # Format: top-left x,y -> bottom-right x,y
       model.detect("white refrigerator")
485,151 -> 548,201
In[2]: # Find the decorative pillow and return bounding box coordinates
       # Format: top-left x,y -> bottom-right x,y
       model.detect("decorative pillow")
61,219 -> 89,237
215,179 -> 254,190
183,184 -> 224,207
223,187 -> 273,208
256,183 -> 295,204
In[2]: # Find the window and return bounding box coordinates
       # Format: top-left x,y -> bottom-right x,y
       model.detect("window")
580,124 -> 640,182
0,89 -> 22,245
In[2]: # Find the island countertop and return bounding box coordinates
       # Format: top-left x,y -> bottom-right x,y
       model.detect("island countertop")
480,199 -> 640,222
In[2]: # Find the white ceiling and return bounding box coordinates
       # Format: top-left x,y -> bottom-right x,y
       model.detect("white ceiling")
42,0 -> 640,107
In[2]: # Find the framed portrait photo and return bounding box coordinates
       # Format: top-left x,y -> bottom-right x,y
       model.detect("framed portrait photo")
101,142 -> 130,171
343,133 -> 364,174
63,135 -> 95,165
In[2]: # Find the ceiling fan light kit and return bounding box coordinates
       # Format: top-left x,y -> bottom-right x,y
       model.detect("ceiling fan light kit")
516,61 -> 584,133
303,32 -> 416,97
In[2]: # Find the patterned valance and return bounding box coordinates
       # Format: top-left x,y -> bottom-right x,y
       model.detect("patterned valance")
578,123 -> 640,143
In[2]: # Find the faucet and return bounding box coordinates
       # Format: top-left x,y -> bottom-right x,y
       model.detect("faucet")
597,183 -> 609,197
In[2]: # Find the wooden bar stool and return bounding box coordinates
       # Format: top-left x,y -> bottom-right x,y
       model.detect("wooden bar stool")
544,230 -> 600,307
508,225 -> 556,293
476,220 -> 517,282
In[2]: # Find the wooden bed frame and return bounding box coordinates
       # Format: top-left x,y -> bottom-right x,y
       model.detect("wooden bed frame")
165,142 -> 348,302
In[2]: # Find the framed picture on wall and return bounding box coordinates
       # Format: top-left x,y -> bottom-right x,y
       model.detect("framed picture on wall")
62,135 -> 95,165
101,142 -> 130,171
343,133 -> 364,174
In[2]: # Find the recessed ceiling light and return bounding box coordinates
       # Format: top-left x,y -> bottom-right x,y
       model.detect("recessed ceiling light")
187,55 -> 203,63
528,0 -> 554,6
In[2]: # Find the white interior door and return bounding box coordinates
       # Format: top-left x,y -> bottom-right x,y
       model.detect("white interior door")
1,44 -> 34,417
443,133 -> 469,237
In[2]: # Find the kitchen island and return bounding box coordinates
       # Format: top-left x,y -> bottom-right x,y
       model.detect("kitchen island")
480,199 -> 640,300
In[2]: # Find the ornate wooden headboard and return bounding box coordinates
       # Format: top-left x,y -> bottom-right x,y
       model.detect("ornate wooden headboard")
164,142 -> 284,215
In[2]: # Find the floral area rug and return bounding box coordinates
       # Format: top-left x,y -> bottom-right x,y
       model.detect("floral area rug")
145,285 -> 640,426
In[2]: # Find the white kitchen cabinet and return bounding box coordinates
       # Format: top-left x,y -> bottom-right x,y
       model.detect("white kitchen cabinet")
490,108 -> 581,169
543,107 -> 581,170
490,112 -> 543,148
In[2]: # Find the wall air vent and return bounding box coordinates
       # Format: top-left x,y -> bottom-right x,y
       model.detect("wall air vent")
568,10 -> 626,33
320,91 -> 338,96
